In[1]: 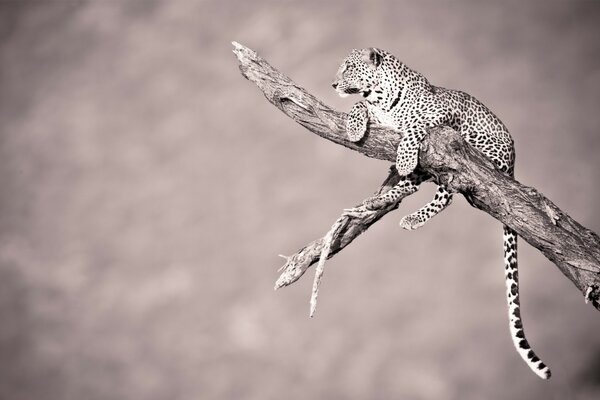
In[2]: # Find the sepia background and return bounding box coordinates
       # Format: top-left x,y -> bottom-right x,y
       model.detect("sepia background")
1,1 -> 600,399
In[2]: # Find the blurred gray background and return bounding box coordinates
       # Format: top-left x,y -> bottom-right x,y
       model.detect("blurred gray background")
1,1 -> 599,399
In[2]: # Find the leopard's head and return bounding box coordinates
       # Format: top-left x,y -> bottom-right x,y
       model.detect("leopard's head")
332,48 -> 384,98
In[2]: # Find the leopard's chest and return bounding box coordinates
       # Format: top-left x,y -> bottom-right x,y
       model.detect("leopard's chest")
367,105 -> 397,128
367,101 -> 414,131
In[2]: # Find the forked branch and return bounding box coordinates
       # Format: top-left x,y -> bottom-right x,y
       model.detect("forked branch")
232,42 -> 600,311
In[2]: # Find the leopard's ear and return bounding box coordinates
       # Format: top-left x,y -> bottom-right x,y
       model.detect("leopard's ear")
363,48 -> 383,67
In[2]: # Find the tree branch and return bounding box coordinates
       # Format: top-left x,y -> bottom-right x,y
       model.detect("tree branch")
232,42 -> 600,310
420,127 -> 600,304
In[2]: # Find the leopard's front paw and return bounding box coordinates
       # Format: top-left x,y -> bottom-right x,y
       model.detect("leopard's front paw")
395,143 -> 419,176
399,213 -> 425,231
396,156 -> 418,176
346,102 -> 368,142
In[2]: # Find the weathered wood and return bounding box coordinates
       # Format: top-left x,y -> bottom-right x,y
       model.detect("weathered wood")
232,41 -> 401,161
232,42 -> 600,309
420,127 -> 600,305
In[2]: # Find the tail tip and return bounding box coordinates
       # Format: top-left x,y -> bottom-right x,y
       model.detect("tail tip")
537,364 -> 551,380
543,369 -> 551,380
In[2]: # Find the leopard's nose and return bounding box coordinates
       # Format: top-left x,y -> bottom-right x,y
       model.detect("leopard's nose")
331,82 -> 338,89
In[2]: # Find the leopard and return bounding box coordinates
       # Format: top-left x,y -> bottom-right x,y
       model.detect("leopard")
332,47 -> 551,379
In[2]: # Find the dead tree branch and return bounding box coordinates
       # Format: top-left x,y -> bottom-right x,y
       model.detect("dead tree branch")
232,42 -> 600,310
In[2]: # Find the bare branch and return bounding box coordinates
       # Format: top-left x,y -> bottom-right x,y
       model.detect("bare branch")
419,128 -> 600,305
275,165 -> 403,290
232,41 -> 401,161
232,42 -> 600,309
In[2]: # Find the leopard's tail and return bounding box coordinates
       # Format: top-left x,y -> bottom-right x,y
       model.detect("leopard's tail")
503,225 -> 551,379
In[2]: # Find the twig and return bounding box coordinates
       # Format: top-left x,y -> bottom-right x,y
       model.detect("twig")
274,166 -> 404,290
310,215 -> 346,317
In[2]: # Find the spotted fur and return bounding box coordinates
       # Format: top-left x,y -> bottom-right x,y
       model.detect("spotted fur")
332,48 -> 550,379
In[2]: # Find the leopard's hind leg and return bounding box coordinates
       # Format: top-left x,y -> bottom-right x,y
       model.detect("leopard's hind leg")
399,185 -> 453,230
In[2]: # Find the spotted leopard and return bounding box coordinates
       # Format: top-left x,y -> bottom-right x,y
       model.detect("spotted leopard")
332,47 -> 550,379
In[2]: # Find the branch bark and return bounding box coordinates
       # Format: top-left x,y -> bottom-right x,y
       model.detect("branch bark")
232,42 -> 600,309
